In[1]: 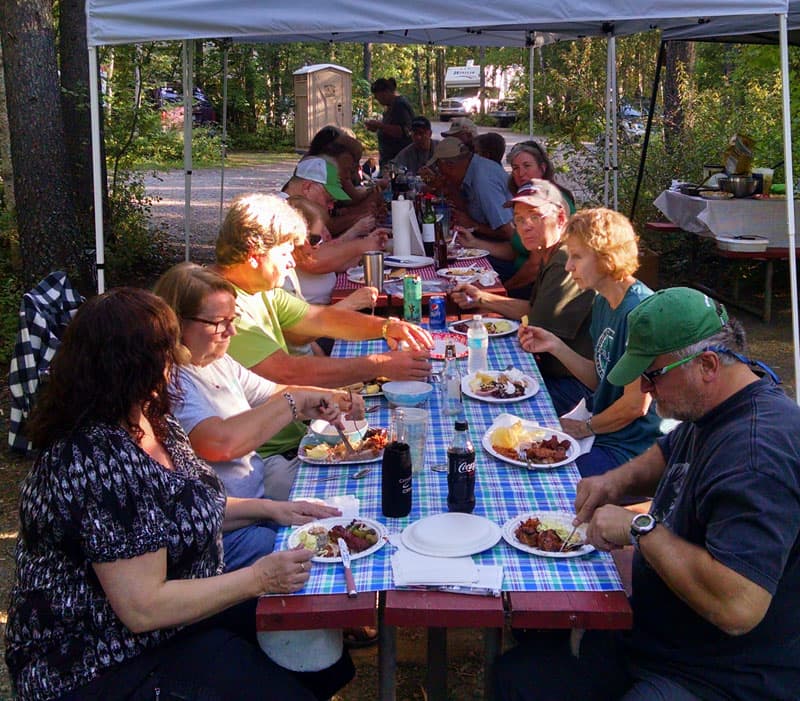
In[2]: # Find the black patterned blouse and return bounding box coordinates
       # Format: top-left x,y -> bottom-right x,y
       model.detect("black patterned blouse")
4,415 -> 226,701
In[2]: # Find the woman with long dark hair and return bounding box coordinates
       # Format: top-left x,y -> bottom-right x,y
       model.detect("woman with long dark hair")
4,288 -> 353,701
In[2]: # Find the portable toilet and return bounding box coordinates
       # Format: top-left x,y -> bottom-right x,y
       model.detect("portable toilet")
293,63 -> 352,151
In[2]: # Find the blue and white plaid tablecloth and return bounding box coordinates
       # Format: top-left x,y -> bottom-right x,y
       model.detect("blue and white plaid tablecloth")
276,334 -> 624,595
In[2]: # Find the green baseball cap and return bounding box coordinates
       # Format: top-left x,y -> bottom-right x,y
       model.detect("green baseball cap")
607,287 -> 729,386
294,157 -> 351,201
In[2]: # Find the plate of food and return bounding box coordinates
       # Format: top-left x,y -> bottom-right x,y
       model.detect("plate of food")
482,414 -> 579,469
448,247 -> 490,261
290,517 -> 388,563
462,370 -> 539,403
342,378 -> 388,397
699,190 -> 734,200
436,267 -> 481,283
430,332 -> 468,360
345,266 -> 395,285
448,318 -> 520,338
299,427 -> 389,465
383,255 -> 434,268
502,511 -> 594,558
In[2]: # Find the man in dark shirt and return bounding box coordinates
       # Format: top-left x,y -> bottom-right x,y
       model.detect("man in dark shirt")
493,287 -> 800,701
391,116 -> 439,175
364,77 -> 413,165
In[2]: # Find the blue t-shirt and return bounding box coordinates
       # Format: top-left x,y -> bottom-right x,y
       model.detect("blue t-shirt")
625,377 -> 800,700
590,280 -> 663,463
461,155 -> 513,231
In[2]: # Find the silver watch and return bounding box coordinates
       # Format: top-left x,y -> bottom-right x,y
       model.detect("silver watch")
630,513 -> 657,546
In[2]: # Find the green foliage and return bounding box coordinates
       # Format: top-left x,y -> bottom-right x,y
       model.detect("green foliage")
105,171 -> 174,287
228,124 -> 293,151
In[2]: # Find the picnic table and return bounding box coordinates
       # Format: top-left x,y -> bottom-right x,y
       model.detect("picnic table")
257,331 -> 631,700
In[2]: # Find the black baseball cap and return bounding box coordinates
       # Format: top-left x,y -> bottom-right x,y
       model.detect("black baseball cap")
411,116 -> 431,131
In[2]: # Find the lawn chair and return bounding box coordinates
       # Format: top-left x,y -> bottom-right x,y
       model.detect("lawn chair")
8,271 -> 84,453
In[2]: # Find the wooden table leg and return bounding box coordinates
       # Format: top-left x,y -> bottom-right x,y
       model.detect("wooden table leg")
427,627 -> 447,700
483,627 -> 503,701
378,593 -> 397,701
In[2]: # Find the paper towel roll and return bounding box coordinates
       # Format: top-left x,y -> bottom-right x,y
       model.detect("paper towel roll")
392,199 -> 413,256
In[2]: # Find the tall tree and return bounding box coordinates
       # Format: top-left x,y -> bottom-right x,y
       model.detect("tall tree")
1,0 -> 89,290
59,0 -> 108,241
663,40 -> 695,155
0,33 -> 15,211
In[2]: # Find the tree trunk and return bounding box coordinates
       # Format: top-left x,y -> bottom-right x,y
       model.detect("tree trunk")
1,0 -> 89,291
59,0 -> 107,246
663,40 -> 695,155
362,43 -> 372,84
414,47 -> 424,113
0,33 -> 15,212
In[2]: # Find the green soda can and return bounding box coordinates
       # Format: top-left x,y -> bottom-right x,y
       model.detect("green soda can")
403,274 -> 422,323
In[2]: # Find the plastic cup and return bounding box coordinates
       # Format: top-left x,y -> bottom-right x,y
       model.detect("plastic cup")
363,251 -> 384,292
753,168 -> 773,195
392,407 -> 428,473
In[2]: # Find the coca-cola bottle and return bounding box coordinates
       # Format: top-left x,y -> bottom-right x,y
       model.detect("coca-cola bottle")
447,420 -> 475,513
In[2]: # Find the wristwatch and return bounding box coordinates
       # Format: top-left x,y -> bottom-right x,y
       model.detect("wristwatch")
630,513 -> 658,546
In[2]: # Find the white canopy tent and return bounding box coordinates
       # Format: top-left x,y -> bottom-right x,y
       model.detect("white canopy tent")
84,1 -> 797,399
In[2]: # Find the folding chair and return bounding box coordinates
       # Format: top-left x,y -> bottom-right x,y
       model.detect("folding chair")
8,272 -> 84,453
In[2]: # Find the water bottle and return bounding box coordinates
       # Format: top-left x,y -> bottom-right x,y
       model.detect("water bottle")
467,315 -> 489,374
442,342 -> 463,416
447,420 -> 476,513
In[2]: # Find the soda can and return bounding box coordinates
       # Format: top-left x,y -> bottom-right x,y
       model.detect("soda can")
429,295 -> 447,330
403,274 -> 422,324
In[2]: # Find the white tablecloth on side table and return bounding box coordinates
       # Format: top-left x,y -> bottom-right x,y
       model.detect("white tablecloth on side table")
654,190 -> 800,249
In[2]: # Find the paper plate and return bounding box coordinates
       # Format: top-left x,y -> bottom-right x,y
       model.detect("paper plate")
384,279 -> 450,297
436,267 -> 481,283
482,414 -> 579,470
462,371 -> 539,403
502,511 -> 595,558
289,517 -> 388,563
401,513 -> 502,557
383,255 -> 434,268
448,318 -> 520,338
449,248 -> 490,261
298,431 -> 386,466
430,333 -> 468,360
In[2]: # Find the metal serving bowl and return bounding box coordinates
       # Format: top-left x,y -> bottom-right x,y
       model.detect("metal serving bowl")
718,175 -> 757,198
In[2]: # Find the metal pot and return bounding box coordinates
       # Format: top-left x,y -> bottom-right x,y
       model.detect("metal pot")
718,175 -> 757,198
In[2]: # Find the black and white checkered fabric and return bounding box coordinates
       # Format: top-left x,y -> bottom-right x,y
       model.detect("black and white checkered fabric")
8,272 -> 84,453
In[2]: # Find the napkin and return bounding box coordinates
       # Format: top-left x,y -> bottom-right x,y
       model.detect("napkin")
560,399 -> 595,456
293,494 -> 360,519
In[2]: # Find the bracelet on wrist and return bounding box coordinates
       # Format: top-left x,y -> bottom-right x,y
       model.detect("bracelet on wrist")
381,316 -> 399,340
283,392 -> 298,421
585,417 -> 596,435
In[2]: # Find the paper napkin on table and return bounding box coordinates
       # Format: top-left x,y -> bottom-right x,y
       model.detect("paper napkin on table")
293,494 -> 360,519
560,399 -> 594,456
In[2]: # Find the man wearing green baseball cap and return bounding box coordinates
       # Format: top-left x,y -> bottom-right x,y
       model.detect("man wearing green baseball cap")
494,286 -> 800,700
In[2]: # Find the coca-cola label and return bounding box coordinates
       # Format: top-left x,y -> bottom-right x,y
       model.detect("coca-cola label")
399,475 -> 412,494
450,457 -> 475,474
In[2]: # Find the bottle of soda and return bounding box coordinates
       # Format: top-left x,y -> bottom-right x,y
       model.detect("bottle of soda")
433,212 -> 449,270
403,274 -> 422,324
467,315 -> 489,374
382,440 -> 412,517
447,420 -> 475,513
421,196 -> 436,258
442,342 -> 463,416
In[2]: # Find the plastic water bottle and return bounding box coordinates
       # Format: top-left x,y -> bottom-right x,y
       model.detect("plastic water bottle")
442,342 -> 463,416
467,315 -> 489,374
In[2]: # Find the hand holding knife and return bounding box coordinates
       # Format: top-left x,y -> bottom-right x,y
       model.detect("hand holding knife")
338,538 -> 358,598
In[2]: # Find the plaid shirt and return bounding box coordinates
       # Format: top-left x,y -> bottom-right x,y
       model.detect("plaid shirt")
8,272 -> 83,453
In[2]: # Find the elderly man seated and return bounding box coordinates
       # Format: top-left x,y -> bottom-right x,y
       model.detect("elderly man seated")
426,137 -> 514,242
391,116 -> 439,175
211,193 -> 433,460
441,117 -> 478,149
493,287 -> 800,701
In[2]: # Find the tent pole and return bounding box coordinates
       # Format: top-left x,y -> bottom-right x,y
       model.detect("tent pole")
603,38 -> 611,206
630,41 -> 665,220
220,42 -> 229,225
528,39 -> 534,138
609,35 -> 619,211
88,47 -> 105,294
778,15 -> 800,403
183,40 -> 194,261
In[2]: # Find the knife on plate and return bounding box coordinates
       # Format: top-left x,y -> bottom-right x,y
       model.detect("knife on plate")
337,538 -> 358,598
